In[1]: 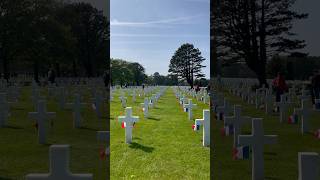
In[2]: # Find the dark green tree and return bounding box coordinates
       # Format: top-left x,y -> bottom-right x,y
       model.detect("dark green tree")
214,0 -> 308,86
168,43 -> 206,88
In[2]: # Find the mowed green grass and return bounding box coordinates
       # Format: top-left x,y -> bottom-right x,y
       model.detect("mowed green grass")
110,87 -> 210,179
212,88 -> 320,180
0,86 -> 108,179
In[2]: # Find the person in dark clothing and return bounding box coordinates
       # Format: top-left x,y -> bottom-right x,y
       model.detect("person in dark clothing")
311,70 -> 320,104
48,68 -> 56,84
272,72 -> 288,102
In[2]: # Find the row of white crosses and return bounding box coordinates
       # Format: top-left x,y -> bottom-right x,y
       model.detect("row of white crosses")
174,87 -> 211,147
213,79 -> 320,179
220,78 -> 320,136
117,87 -> 167,143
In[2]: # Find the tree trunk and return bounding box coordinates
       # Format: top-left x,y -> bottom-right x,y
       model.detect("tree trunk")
3,56 -> 9,82
72,60 -> 77,77
34,59 -> 39,83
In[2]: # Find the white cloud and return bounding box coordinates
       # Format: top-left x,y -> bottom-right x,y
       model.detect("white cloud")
111,33 -> 208,38
110,14 -> 205,27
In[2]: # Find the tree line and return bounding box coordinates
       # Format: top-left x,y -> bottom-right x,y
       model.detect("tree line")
110,58 -> 180,86
0,0 -> 109,82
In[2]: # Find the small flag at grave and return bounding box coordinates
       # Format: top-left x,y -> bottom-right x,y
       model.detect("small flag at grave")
232,146 -> 250,160
192,121 -> 201,131
91,103 -> 96,110
288,114 -> 298,124
121,122 -> 126,128
314,129 -> 320,139
99,146 -> 106,160
220,125 -> 234,136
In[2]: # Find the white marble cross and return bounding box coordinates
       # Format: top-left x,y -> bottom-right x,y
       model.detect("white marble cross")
238,118 -> 277,180
118,107 -> 139,144
295,99 -> 314,134
132,90 -> 136,102
26,145 -> 92,180
298,152 -> 319,180
119,95 -> 127,108
67,94 -> 85,128
195,109 -> 210,147
276,95 -> 290,123
28,100 -> 56,144
183,99 -> 197,120
216,99 -> 232,121
0,93 -> 10,127
92,91 -> 104,118
265,91 -> 274,114
141,98 -> 149,118
224,105 -> 251,147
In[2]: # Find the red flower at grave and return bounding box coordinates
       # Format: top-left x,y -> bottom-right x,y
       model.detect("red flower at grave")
232,147 -> 238,160
192,124 -> 196,130
314,130 -> 319,138
99,147 -> 106,160
121,122 -> 126,129
220,127 -> 226,136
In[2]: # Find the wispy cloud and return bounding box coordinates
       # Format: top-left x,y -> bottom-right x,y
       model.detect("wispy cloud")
110,14 -> 205,27
111,33 -> 208,38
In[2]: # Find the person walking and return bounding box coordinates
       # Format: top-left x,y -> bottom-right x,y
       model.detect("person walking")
311,70 -> 320,104
272,72 -> 288,103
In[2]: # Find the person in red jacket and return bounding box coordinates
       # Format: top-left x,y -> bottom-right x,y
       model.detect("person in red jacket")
272,72 -> 288,102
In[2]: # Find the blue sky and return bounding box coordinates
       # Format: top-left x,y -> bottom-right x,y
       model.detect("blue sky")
110,0 -> 210,78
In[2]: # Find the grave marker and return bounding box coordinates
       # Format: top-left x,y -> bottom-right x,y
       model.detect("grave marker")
26,145 -> 92,180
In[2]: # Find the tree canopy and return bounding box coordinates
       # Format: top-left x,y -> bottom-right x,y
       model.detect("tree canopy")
212,0 -> 308,86
168,43 -> 206,88
0,0 -> 109,81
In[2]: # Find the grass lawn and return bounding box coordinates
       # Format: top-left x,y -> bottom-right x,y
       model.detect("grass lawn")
212,88 -> 320,180
0,86 -> 108,179
110,87 -> 210,179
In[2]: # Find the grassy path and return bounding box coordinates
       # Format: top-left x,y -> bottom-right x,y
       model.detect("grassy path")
212,89 -> 320,180
110,87 -> 210,179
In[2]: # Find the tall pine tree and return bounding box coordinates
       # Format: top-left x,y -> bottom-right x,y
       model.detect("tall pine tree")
169,43 -> 206,88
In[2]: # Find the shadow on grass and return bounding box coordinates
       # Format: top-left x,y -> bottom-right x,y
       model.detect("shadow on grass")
5,125 -> 23,130
129,142 -> 154,153
79,127 -> 99,131
0,177 -> 13,180
264,152 -> 277,156
265,177 -> 280,180
133,137 -> 142,140
147,117 -> 160,121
